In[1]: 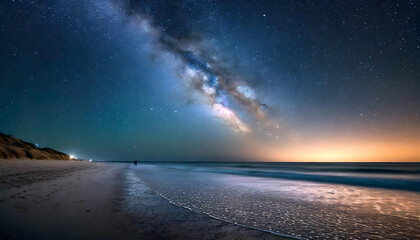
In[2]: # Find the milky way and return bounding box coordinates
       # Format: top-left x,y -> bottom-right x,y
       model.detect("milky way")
125,11 -> 279,134
1,0 -> 418,161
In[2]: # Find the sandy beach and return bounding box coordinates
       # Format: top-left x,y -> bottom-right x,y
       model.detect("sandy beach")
2,0 -> 419,239
0,160 -> 284,240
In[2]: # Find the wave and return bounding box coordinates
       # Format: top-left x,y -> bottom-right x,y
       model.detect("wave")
163,163 -> 420,192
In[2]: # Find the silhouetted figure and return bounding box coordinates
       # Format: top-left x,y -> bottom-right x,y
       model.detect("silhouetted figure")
134,160 -> 138,166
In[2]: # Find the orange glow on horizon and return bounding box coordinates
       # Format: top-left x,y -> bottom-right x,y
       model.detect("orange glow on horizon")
257,138 -> 420,162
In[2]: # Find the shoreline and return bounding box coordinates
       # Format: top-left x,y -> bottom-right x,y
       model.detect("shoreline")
0,160 -> 286,239
150,186 -> 300,240
132,164 -> 420,240
117,165 -> 286,240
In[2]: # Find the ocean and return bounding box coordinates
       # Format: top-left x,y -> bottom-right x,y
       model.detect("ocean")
127,162 -> 420,239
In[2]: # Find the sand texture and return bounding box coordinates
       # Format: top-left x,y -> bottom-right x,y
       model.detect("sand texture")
0,160 -> 285,239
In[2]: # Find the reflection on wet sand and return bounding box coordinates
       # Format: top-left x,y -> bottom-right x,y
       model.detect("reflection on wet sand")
133,165 -> 420,240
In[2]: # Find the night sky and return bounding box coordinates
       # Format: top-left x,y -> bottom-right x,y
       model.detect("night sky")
1,0 -> 419,162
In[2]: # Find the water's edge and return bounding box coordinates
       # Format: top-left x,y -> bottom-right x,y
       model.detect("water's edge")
128,169 -> 301,239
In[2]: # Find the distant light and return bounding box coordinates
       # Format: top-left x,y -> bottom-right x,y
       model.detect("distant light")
70,154 -> 77,159
89,159 -> 92,162
34,143 -> 39,147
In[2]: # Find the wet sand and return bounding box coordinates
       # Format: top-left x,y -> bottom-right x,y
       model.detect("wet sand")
117,168 -> 285,240
133,164 -> 420,240
0,160 -> 284,240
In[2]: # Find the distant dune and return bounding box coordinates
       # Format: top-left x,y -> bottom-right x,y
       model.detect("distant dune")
0,133 -> 70,160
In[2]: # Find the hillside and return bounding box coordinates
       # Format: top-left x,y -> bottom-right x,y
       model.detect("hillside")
0,133 -> 70,160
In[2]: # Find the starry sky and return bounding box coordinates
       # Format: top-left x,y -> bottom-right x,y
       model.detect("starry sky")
0,0 -> 419,162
